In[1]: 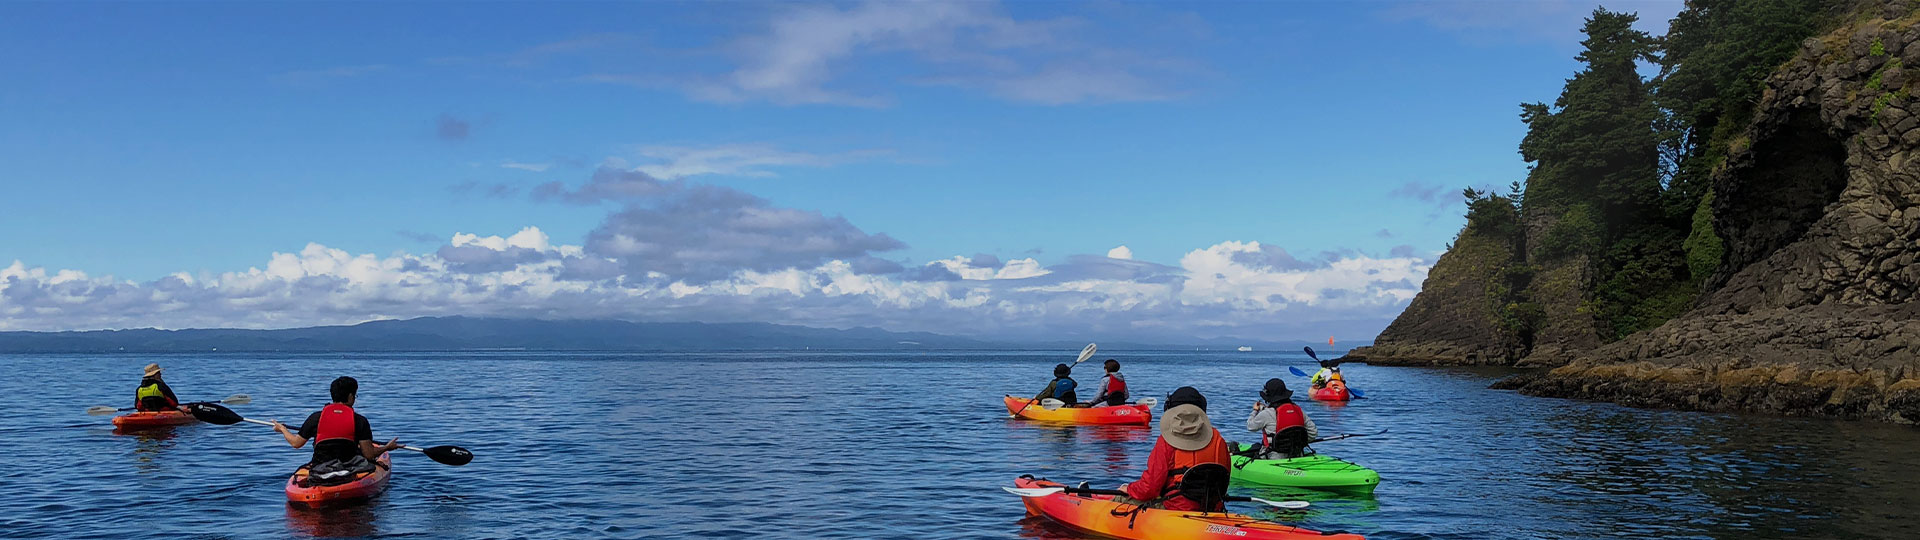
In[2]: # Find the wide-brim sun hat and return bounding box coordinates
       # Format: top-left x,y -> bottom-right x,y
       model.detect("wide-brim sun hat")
143,363 -> 163,377
1260,378 -> 1293,402
1160,403 -> 1214,451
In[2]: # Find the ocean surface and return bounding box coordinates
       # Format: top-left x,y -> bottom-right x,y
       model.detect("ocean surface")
2,350 -> 1917,539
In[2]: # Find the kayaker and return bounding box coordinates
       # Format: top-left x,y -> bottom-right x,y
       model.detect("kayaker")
1246,378 -> 1318,459
269,376 -> 401,466
1089,359 -> 1128,407
1118,386 -> 1232,511
133,363 -> 183,412
1034,363 -> 1079,405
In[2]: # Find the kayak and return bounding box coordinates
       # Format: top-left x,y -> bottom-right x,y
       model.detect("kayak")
111,409 -> 198,428
1013,476 -> 1365,540
1231,444 -> 1380,491
1310,378 -> 1351,401
1003,395 -> 1151,425
286,453 -> 391,508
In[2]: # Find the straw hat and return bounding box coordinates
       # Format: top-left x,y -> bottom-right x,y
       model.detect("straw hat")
143,363 -> 163,377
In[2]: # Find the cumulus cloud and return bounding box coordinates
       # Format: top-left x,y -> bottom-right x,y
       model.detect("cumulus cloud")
1107,245 -> 1133,260
0,237 -> 1431,341
583,184 -> 907,281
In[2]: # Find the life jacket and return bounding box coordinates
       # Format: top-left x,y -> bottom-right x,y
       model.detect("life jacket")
1260,403 -> 1307,446
315,403 -> 358,443
1104,373 -> 1127,395
135,380 -> 176,410
1163,430 -> 1231,498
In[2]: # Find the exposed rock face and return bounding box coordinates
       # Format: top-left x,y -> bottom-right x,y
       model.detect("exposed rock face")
1343,232 -> 1524,366
1503,6 -> 1920,424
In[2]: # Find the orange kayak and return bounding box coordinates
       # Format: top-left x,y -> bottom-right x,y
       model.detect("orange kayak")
286,453 -> 391,508
1311,377 -> 1351,402
111,410 -> 198,428
1014,476 -> 1365,540
1003,395 -> 1151,425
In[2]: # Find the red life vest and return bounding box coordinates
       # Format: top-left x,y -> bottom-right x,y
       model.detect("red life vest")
1105,374 -> 1127,395
1262,403 -> 1307,445
315,403 -> 358,443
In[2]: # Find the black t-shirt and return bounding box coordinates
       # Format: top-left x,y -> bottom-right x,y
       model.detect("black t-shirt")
297,407 -> 373,464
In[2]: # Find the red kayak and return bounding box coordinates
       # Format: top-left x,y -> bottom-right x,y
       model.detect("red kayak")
286,453 -> 391,508
1311,373 -> 1352,402
112,410 -> 198,428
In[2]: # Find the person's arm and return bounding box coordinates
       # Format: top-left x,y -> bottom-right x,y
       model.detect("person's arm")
272,420 -> 308,449
356,416 -> 400,461
158,381 -> 180,406
1124,441 -> 1172,500
1303,414 -> 1319,439
1091,376 -> 1111,402
1034,381 -> 1056,402
1246,406 -> 1271,432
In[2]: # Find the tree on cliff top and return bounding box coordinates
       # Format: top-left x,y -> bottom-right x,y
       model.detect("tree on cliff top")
1519,8 -> 1664,242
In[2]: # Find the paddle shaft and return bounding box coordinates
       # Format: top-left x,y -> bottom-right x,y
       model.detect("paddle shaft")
1057,487 -> 1278,505
1012,344 -> 1097,418
238,417 -> 433,455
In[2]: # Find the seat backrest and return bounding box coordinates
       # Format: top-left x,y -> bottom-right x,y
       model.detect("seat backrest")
1269,425 -> 1310,458
1176,463 -> 1231,511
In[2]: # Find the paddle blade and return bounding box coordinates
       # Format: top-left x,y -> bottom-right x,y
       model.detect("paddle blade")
185,402 -> 245,425
1039,399 -> 1066,411
85,406 -> 122,416
1288,366 -> 1310,378
1348,387 -> 1366,398
222,394 -> 252,404
1302,346 -> 1319,361
424,445 -> 473,466
1003,486 -> 1064,498
1075,343 -> 1097,364
1135,397 -> 1157,409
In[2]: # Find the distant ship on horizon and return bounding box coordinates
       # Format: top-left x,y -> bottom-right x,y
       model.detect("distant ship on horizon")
1236,346 -> 1253,352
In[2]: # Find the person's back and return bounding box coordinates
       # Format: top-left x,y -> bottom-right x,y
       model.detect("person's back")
1125,387 -> 1232,511
1091,359 -> 1128,407
133,364 -> 180,412
1246,378 -> 1317,459
1037,363 -> 1079,404
272,376 -> 399,467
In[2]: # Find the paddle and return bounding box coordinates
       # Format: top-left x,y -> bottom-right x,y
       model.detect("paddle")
1298,347 -> 1365,399
1309,428 -> 1389,444
1011,343 -> 1097,418
85,394 -> 252,416
185,402 -> 474,466
1001,486 -> 1310,510
1037,396 -> 1158,411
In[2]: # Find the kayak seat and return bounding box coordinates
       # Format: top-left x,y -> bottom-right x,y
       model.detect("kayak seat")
1175,463 -> 1230,512
1267,426 -> 1311,459
301,455 -> 375,487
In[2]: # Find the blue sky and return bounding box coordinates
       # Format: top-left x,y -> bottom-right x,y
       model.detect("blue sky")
0,0 -> 1682,340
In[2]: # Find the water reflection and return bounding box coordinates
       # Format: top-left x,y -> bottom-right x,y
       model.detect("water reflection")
285,503 -> 379,538
118,426 -> 182,474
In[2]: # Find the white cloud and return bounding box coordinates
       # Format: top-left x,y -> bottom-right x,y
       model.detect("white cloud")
1106,245 -> 1133,260
0,238 -> 1429,341
631,144 -> 889,179
500,161 -> 552,172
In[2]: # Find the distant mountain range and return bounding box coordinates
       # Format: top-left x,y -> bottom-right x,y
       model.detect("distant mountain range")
0,316 -> 1362,353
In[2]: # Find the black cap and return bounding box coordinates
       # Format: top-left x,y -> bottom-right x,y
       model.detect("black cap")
1260,378 -> 1293,403
1165,386 -> 1207,411
1054,363 -> 1071,378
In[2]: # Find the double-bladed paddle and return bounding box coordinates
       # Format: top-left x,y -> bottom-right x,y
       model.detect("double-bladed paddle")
1035,397 -> 1158,411
186,402 -> 474,466
1001,485 -> 1310,509
1309,428 -> 1389,444
85,394 -> 252,415
1011,343 -> 1097,418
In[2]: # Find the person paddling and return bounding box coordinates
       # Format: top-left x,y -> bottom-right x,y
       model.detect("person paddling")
1034,363 -> 1080,406
270,376 -> 400,468
133,363 -> 184,412
1089,359 -> 1129,407
1117,387 -> 1232,511
1246,378 -> 1318,459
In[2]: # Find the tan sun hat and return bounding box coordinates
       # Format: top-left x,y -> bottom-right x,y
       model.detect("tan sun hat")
143,363 -> 163,377
1160,403 -> 1215,451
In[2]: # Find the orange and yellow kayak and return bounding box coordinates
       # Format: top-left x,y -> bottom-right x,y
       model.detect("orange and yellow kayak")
111,410 -> 197,428
1003,395 -> 1151,425
1014,476 -> 1365,540
286,453 -> 391,508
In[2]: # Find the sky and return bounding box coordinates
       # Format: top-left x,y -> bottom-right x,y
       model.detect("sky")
0,0 -> 1684,342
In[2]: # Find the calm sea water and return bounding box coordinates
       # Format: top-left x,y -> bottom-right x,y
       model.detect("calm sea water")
1,350 -> 1916,539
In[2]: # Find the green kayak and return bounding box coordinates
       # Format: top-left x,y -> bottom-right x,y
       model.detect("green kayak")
1230,443 -> 1380,491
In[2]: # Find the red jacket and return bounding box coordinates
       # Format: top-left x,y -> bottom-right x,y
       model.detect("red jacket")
1123,428 -> 1231,511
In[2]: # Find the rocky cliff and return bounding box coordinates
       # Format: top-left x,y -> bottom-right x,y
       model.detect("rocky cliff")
1500,4 -> 1920,424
